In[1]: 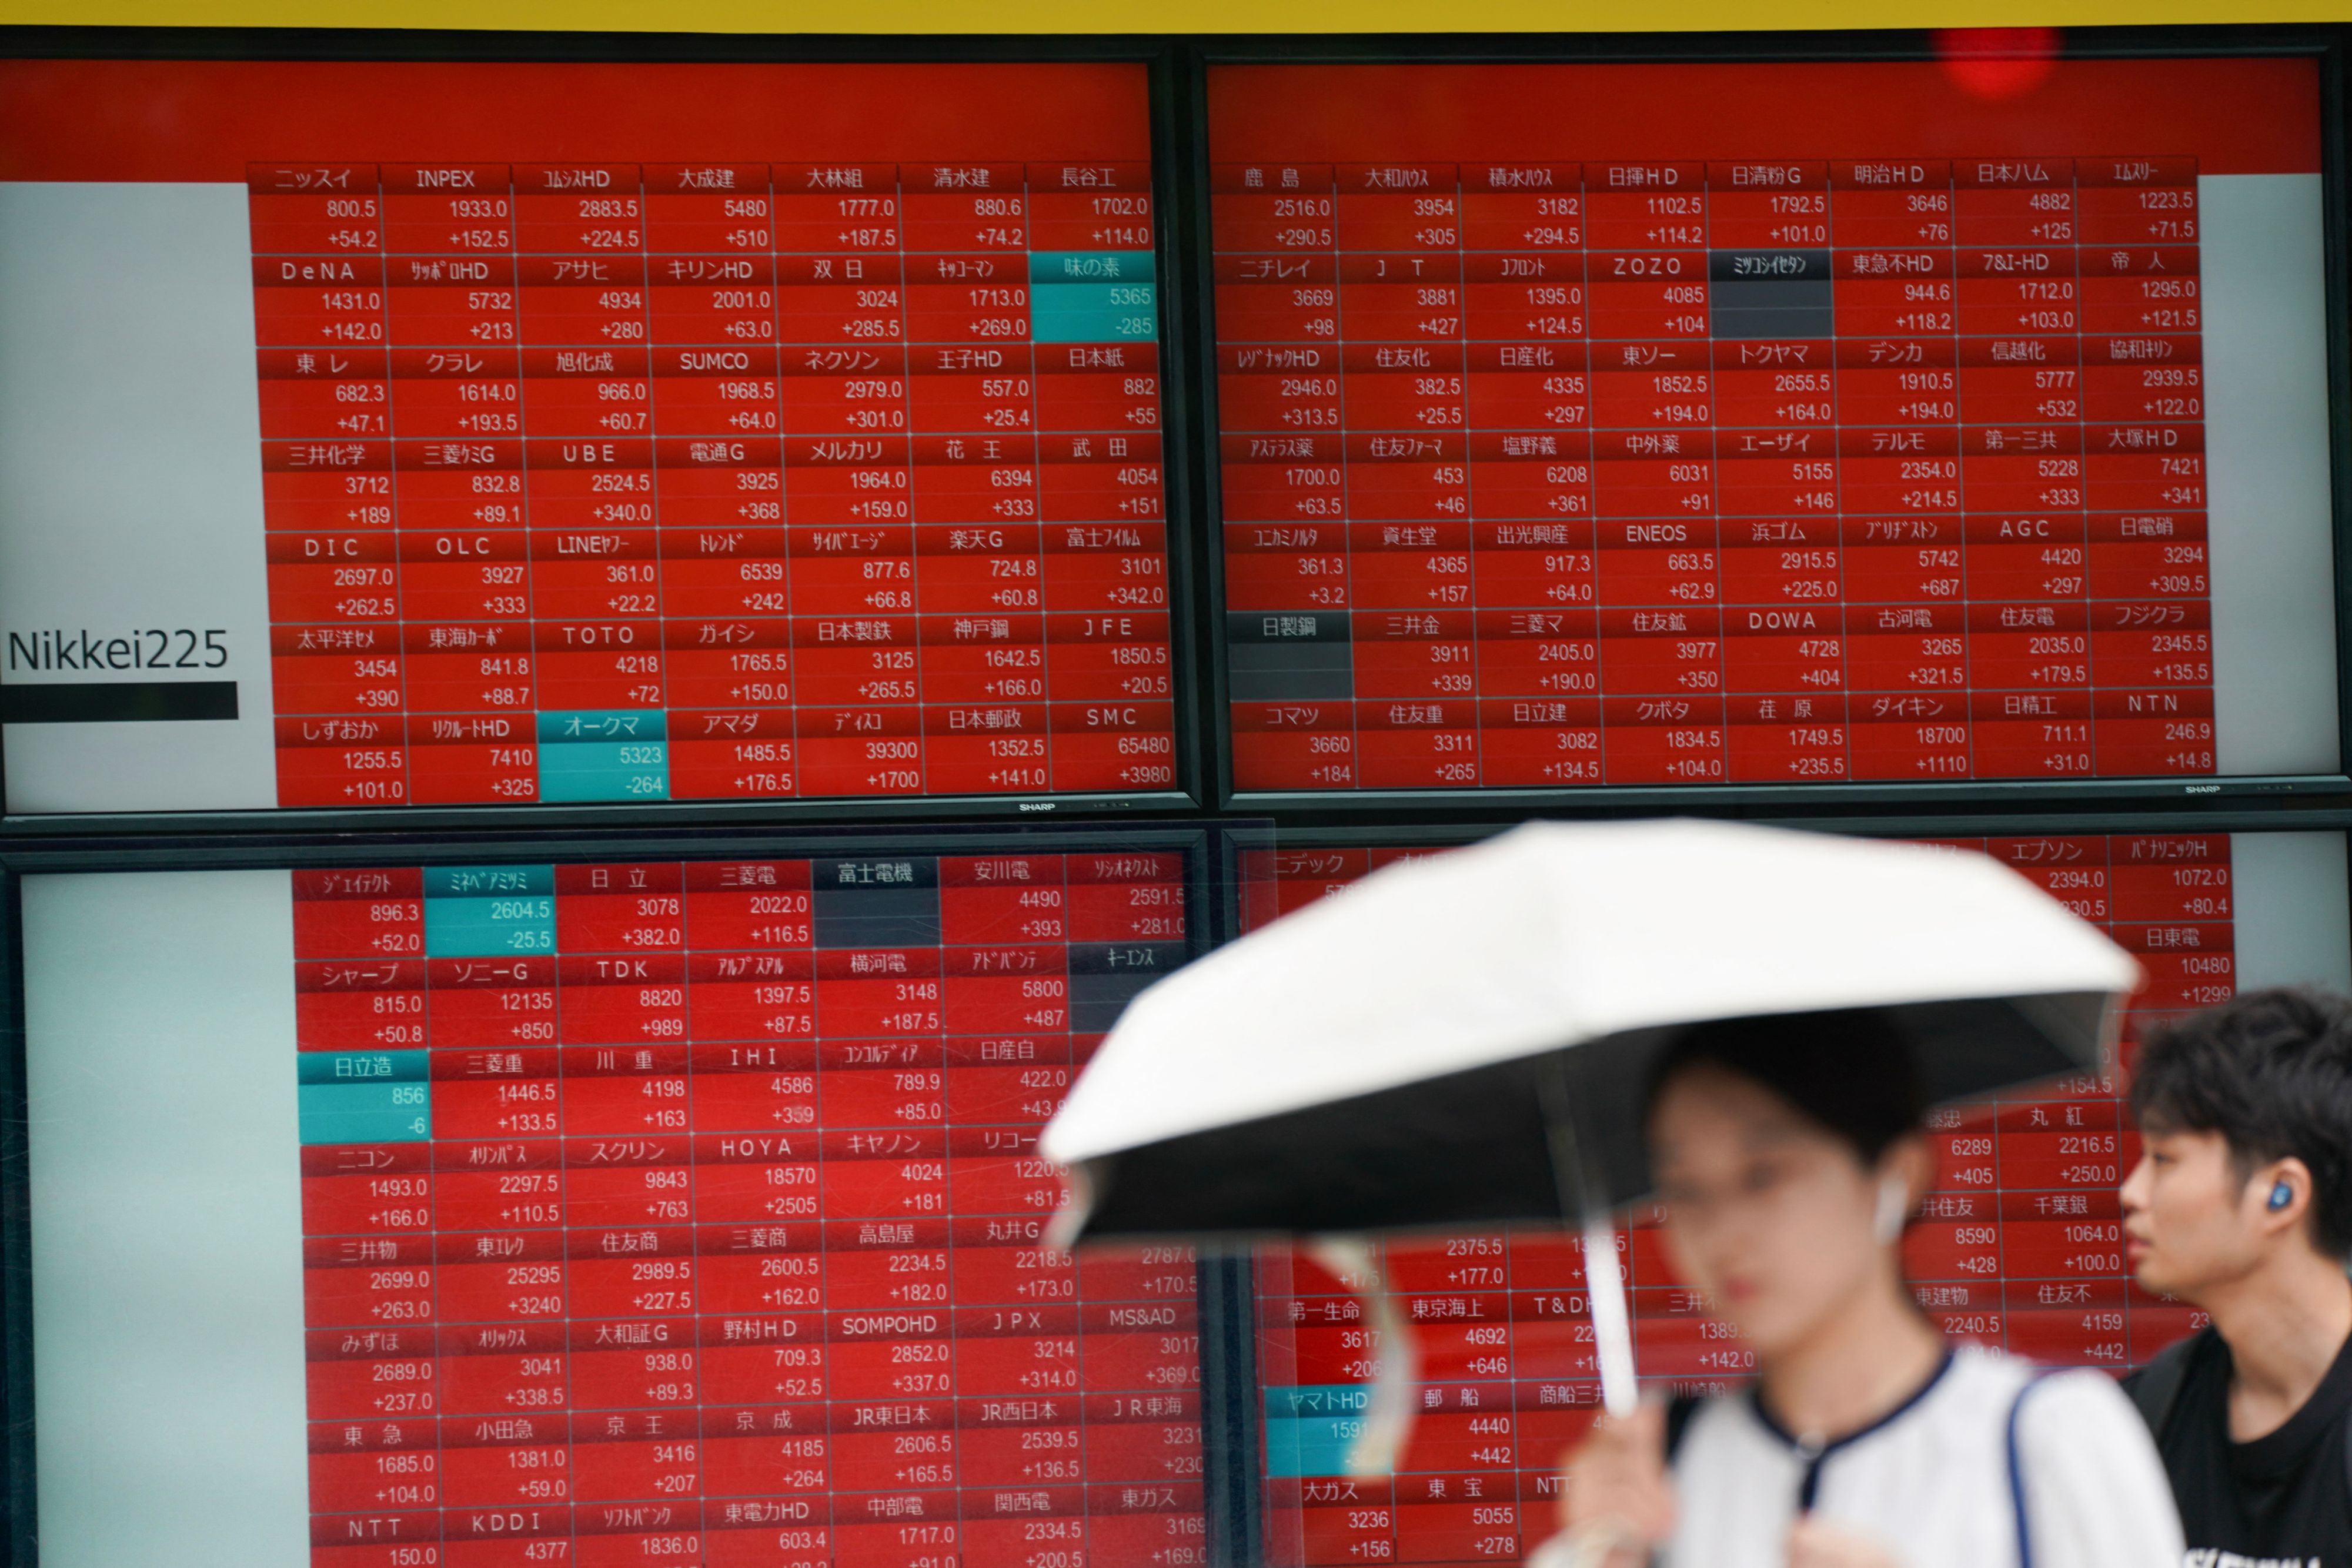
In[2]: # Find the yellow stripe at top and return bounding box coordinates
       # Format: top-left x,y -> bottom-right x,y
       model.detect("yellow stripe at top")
2,0 -> 2349,34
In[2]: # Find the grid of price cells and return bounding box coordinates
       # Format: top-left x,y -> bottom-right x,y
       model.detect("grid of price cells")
1210,66 -> 2227,793
253,136 -> 1172,807
293,851 -> 1204,1568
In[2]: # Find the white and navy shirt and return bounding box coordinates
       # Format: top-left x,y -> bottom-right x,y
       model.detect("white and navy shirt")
1663,1346 -> 2184,1568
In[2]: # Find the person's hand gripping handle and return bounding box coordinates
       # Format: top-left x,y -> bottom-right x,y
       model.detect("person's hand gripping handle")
1526,1398 -> 1675,1568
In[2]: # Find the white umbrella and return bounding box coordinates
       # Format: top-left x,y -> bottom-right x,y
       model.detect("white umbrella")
1042,818 -> 2140,1439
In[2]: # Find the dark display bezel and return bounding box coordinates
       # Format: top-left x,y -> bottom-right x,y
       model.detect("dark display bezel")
0,26 -> 1218,832
1188,27 -> 2352,815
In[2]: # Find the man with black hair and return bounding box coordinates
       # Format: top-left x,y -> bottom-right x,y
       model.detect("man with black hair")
2122,985 -> 2352,1567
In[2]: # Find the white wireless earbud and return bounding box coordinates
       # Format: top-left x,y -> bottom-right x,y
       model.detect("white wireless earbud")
1872,1174 -> 1909,1245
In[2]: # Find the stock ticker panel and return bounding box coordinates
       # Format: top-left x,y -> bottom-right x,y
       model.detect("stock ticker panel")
0,61 -> 1177,811
1242,834 -> 2240,1568
293,851 -> 1201,1568
1207,61 -> 2326,793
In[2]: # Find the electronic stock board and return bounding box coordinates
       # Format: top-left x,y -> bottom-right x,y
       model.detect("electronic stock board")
5,29 -> 2352,1568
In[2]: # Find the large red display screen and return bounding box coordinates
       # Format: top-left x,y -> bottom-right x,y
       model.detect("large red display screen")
1206,60 -> 2336,794
292,850 -> 1201,1567
1242,832 -> 2261,1568
0,61 -> 1175,812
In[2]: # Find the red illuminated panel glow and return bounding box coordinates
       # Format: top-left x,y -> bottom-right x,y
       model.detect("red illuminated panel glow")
1207,59 -> 2320,792
0,61 -> 1175,808
293,852 -> 1200,1568
1244,834 -> 2229,1567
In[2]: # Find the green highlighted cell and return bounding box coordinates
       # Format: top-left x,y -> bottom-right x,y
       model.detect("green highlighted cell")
295,1049 -> 428,1085
1262,1385 -> 1374,1478
534,711 -> 669,803
1028,251 -> 1156,343
298,1081 -> 430,1145
423,864 -> 557,956
1029,250 -> 1154,282
1031,282 -> 1156,344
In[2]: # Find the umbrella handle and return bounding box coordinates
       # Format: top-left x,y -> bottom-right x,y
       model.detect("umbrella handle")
1539,1057 -> 1641,1420
1580,1215 -> 1639,1420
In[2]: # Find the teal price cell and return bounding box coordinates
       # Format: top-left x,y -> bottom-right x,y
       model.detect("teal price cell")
423,865 -> 554,898
1028,250 -> 1154,283
296,1049 -> 429,1085
536,709 -> 669,803
1031,281 -> 1156,345
1262,1385 -> 1373,1479
424,865 -> 557,957
298,1081 -> 430,1146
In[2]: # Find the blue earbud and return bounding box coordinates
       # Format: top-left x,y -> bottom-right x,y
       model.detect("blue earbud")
2269,1181 -> 2296,1211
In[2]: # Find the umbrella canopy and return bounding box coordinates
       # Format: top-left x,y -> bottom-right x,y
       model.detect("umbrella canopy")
1043,818 -> 2142,1242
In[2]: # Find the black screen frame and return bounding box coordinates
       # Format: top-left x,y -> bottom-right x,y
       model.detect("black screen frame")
4,27 -> 2350,832
1214,807 -> 2352,1568
2,17 -> 2352,1568
4,807 -> 2352,1566
0,815 -> 1266,1568
1187,26 -> 2352,816
0,25 -> 1221,833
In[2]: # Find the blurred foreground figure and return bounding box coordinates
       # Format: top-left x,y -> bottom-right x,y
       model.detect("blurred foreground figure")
1039,821 -> 2159,1557
1555,1010 -> 2180,1568
2122,987 -> 2352,1567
